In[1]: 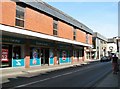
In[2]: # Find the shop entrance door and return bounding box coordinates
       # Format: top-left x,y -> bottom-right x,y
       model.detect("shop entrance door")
41,49 -> 45,65
41,48 -> 49,65
45,48 -> 49,65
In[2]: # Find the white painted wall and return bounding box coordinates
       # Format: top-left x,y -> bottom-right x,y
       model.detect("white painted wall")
107,43 -> 117,54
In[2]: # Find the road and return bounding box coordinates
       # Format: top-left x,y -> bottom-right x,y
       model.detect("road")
2,61 -> 112,88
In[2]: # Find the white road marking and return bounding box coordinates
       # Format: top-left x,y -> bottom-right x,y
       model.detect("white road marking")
11,62 -> 110,88
12,70 -> 80,88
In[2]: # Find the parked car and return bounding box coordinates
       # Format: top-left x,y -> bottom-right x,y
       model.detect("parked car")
100,56 -> 110,62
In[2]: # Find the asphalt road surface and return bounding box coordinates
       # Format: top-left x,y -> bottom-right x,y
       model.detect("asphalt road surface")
2,61 -> 112,88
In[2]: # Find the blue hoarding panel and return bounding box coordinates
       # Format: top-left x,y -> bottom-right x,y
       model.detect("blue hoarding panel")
49,57 -> 54,65
59,50 -> 71,64
59,57 -> 71,64
30,58 -> 41,66
12,59 -> 25,67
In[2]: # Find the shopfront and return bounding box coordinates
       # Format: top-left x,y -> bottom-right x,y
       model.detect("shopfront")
12,45 -> 25,67
73,46 -> 84,64
1,35 -> 85,68
30,47 -> 41,66
58,43 -> 72,65
30,39 -> 54,66
1,35 -> 25,68
59,50 -> 71,64
1,34 -> 56,68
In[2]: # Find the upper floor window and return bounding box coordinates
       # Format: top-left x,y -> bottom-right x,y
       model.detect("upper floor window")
92,39 -> 96,49
86,34 -> 89,44
73,27 -> 76,40
15,5 -> 25,27
53,20 -> 58,36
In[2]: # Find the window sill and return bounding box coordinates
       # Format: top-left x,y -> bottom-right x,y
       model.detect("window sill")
15,26 -> 24,29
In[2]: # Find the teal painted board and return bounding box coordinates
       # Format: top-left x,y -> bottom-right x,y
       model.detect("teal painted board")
59,50 -> 71,64
12,59 -> 25,67
59,57 -> 70,64
30,58 -> 41,66
49,57 -> 54,65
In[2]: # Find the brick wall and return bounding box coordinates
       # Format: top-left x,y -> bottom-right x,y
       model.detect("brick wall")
0,0 -> 16,26
25,7 -> 53,35
0,1 -> 92,46
76,29 -> 86,43
58,21 -> 73,40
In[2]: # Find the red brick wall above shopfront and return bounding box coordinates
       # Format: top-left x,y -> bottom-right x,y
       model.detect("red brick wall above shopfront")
0,1 -> 93,46
0,0 -> 16,26
76,29 -> 86,43
58,21 -> 73,40
25,7 -> 53,35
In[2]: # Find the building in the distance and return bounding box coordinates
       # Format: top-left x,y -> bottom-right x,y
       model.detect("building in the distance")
116,37 -> 120,58
107,37 -> 117,57
0,0 -> 93,68
86,32 -> 107,60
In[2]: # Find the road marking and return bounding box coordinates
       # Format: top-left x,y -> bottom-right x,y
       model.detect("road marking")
10,62 -> 110,88
11,70 -> 80,88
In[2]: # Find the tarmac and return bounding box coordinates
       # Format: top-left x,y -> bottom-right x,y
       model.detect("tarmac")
95,59 -> 120,88
0,59 -> 120,88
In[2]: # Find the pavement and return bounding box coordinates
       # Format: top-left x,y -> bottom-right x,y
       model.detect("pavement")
0,59 -> 120,88
95,59 -> 120,88
95,72 -> 118,87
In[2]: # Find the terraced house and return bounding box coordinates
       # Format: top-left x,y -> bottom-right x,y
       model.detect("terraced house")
0,0 -> 93,68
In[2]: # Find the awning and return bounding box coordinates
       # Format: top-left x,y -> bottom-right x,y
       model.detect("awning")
0,24 -> 92,47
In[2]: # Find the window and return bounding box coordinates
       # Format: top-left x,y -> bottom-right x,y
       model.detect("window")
13,46 -> 21,59
73,28 -> 76,40
86,34 -> 89,44
73,50 -> 77,58
92,38 -> 96,49
15,5 -> 25,27
53,20 -> 58,36
79,50 -> 82,57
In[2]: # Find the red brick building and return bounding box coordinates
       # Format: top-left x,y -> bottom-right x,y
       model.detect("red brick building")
0,0 -> 93,68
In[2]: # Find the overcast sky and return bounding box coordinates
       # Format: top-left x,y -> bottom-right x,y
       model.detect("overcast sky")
46,2 -> 118,38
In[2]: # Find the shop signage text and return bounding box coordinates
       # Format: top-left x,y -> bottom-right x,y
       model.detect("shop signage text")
2,49 -> 9,62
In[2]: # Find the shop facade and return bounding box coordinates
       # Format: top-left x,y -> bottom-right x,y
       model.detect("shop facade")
72,46 -> 84,64
86,32 -> 107,60
1,35 -> 25,68
1,34 -> 55,68
0,0 -> 93,68
1,33 -> 87,68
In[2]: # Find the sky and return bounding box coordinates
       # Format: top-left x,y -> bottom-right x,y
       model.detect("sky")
45,2 -> 118,38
